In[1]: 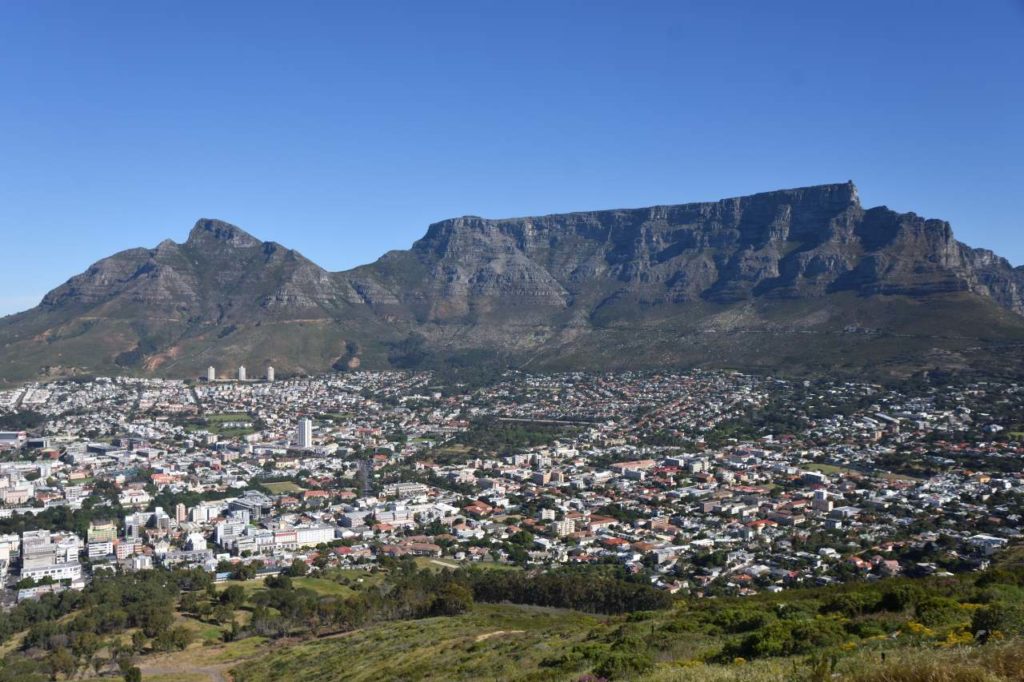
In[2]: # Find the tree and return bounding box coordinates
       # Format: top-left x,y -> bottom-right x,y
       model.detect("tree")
45,647 -> 75,681
180,591 -> 201,615
137,603 -> 174,638
213,604 -> 235,625
153,625 -> 194,652
123,667 -> 142,682
221,584 -> 247,608
72,631 -> 100,665
287,558 -> 309,577
429,582 -> 474,616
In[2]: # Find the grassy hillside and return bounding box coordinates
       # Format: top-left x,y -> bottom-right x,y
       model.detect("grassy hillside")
229,603 -> 1024,682
6,554 -> 1024,682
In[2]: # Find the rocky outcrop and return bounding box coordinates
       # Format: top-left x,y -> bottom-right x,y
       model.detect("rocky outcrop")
350,181 -> 1023,315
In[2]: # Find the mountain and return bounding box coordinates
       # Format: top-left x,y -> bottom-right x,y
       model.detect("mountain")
3,182 -> 1024,383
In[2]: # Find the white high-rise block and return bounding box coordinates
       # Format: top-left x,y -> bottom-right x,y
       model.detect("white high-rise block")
296,417 -> 312,449
266,366 -> 275,382
238,365 -> 246,381
207,366 -> 216,382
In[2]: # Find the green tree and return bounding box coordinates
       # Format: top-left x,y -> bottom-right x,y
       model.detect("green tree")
287,558 -> 309,577
221,584 -> 247,608
429,582 -> 474,616
45,647 -> 75,681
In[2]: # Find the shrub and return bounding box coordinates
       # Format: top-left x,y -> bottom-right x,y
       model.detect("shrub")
915,596 -> 967,628
880,584 -> 924,613
971,602 -> 1024,637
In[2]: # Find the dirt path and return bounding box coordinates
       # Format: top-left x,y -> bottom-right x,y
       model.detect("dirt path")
430,559 -> 459,569
474,629 -> 525,642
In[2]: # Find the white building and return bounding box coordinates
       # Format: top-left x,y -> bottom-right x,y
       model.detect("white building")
296,417 -> 313,449
266,366 -> 275,382
207,366 -> 216,382
87,541 -> 113,559
185,532 -> 208,551
20,530 -> 83,584
238,365 -> 247,381
191,500 -> 226,524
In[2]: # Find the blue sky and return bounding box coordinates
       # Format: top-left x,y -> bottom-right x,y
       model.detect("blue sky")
1,1 -> 1022,316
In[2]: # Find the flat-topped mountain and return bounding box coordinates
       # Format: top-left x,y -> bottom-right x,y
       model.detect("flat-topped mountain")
3,182 -> 1023,382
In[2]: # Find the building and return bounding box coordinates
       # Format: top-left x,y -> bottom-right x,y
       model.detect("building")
266,366 -> 275,382
20,530 -> 83,584
0,431 -> 28,449
382,482 -> 429,499
124,508 -> 172,541
191,500 -> 225,524
238,365 -> 247,381
207,366 -> 216,382
229,490 -> 273,521
0,533 -> 19,580
87,541 -> 113,559
296,417 -> 313,449
87,519 -> 118,543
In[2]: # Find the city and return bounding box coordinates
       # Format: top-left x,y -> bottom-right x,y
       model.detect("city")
3,369 -> 1021,606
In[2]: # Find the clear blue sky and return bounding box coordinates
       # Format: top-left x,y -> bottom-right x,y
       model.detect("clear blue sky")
1,1 -> 1022,316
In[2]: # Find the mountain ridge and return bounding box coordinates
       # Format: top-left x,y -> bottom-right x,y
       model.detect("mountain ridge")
3,182 -> 1024,383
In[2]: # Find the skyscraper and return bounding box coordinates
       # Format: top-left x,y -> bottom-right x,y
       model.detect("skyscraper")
296,417 -> 312,449
207,366 -> 216,382
266,366 -> 275,382
238,365 -> 246,381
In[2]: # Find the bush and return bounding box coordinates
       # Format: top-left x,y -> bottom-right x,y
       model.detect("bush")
972,602 -> 1024,637
880,584 -> 924,613
729,618 -> 848,660
820,591 -> 881,618
592,649 -> 654,680
915,596 -> 966,628
706,607 -> 776,634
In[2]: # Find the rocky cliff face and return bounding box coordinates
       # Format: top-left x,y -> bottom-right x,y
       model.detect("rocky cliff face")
2,183 -> 1023,382
350,182 -> 1024,316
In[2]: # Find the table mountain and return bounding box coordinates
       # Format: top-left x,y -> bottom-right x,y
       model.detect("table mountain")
2,182 -> 1023,382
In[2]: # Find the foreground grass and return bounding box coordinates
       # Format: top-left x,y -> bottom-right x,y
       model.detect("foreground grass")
230,627 -> 1024,682
80,676 -> 208,682
223,593 -> 1024,682
231,604 -> 606,682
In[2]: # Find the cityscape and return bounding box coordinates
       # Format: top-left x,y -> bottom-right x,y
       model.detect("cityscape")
2,2 -> 1022,680
3,369 -> 1021,606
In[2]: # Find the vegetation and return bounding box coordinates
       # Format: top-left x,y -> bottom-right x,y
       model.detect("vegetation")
5,551 -> 1024,680
442,417 -> 580,458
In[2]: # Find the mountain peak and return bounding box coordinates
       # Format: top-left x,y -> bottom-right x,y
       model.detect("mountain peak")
186,219 -> 261,248
5,182 -> 1024,383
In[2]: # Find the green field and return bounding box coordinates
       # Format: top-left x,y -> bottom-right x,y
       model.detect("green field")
291,577 -> 357,597
217,575 -> 361,599
206,412 -> 251,422
262,481 -> 304,494
806,463 -> 857,475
